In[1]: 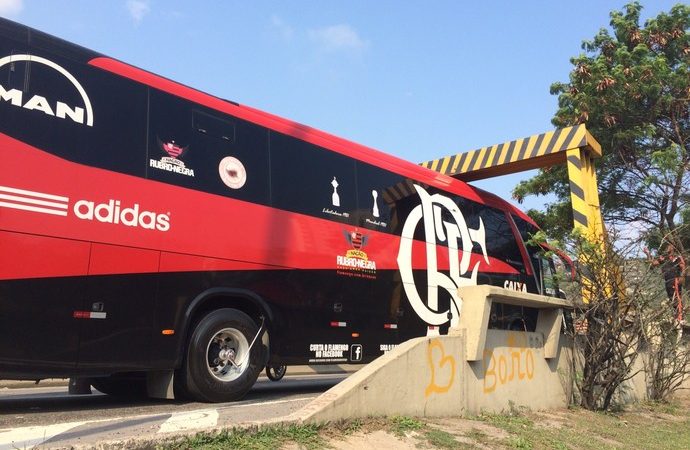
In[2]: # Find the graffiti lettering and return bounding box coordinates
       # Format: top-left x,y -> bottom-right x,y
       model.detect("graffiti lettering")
424,338 -> 456,397
482,332 -> 536,394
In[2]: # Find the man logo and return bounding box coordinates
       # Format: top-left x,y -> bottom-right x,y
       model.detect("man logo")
396,185 -> 489,331
0,54 -> 93,126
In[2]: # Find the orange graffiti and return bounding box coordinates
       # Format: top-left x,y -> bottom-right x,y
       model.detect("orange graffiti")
483,332 -> 535,394
425,338 -> 456,397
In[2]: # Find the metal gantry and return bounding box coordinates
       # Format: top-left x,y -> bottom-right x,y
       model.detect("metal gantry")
420,124 -> 604,241
421,125 -> 612,303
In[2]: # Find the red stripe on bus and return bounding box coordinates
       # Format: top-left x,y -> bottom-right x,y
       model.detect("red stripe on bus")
0,230 -> 90,280
0,133 -> 519,280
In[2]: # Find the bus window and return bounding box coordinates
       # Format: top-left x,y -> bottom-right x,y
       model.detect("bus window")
270,131 -> 356,224
481,208 -> 526,274
148,90 -> 269,204
540,254 -> 557,296
193,110 -> 235,142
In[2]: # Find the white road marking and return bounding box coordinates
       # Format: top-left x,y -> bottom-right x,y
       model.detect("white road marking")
156,397 -> 315,433
0,421 -> 85,450
158,409 -> 219,434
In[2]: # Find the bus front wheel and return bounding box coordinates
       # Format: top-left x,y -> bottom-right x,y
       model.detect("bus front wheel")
178,308 -> 263,402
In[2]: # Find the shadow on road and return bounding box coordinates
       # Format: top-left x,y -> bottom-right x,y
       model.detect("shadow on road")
0,374 -> 346,427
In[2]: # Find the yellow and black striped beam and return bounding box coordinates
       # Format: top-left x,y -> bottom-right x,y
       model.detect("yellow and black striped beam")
419,124 -> 601,182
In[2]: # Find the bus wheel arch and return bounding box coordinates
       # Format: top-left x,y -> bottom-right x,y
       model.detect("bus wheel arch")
175,289 -> 273,402
182,288 -> 274,358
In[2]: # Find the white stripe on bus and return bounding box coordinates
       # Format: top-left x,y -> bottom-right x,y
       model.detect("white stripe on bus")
0,185 -> 69,202
0,201 -> 68,216
0,193 -> 68,209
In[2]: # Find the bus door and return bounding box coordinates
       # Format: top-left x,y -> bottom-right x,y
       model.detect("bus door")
76,244 -> 160,372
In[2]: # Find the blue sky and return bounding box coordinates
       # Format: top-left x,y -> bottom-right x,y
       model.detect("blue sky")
0,0 -> 680,212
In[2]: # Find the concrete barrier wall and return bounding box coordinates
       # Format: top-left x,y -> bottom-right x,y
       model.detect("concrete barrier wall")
292,286 -> 689,424
293,329 -> 578,423
293,329 -> 690,424
291,334 -> 468,422
464,329 -> 570,413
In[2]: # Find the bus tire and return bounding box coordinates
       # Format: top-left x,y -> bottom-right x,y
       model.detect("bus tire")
180,308 -> 262,402
266,365 -> 287,381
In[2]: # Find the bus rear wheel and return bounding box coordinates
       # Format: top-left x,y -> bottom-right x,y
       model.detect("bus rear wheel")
178,308 -> 263,402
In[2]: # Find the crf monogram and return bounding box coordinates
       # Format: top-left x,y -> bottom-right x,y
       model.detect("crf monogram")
397,185 -> 489,329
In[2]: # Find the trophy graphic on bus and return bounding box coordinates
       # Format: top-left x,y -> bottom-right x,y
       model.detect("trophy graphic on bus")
372,190 -> 380,217
331,177 -> 340,207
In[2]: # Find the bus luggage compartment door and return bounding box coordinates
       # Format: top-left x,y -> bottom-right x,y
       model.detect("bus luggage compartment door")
76,243 -> 160,372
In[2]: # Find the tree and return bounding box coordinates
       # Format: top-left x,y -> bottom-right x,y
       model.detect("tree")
513,2 -> 690,271
553,229 -> 689,410
569,233 -> 643,410
642,304 -> 690,401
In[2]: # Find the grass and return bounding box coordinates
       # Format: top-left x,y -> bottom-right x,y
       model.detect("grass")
390,417 -> 466,449
472,397 -> 690,450
389,415 -> 424,436
340,418 -> 364,435
158,423 -> 325,450
149,395 -> 690,450
423,429 -> 462,449
465,428 -> 490,445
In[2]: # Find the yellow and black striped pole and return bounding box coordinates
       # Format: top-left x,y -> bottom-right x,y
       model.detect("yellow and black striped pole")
565,147 -> 604,241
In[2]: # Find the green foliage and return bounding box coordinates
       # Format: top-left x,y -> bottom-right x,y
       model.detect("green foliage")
341,418 -> 363,435
389,415 -> 424,436
479,410 -> 534,434
524,202 -> 573,244
514,2 -> 690,257
509,435 -> 534,450
151,406 -> 690,450
465,428 -> 489,443
423,429 -> 462,449
161,423 -> 325,450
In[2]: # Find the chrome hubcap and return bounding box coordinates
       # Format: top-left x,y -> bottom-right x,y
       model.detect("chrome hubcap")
206,328 -> 248,382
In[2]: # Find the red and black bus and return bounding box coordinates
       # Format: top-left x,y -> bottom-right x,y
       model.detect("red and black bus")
0,18 -> 559,402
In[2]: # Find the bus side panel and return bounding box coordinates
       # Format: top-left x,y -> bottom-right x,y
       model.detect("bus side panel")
0,230 -> 89,377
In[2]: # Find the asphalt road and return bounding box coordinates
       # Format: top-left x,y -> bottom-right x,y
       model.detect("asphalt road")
0,373 -> 347,449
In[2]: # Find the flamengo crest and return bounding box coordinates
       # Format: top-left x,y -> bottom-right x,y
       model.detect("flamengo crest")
396,185 -> 489,329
